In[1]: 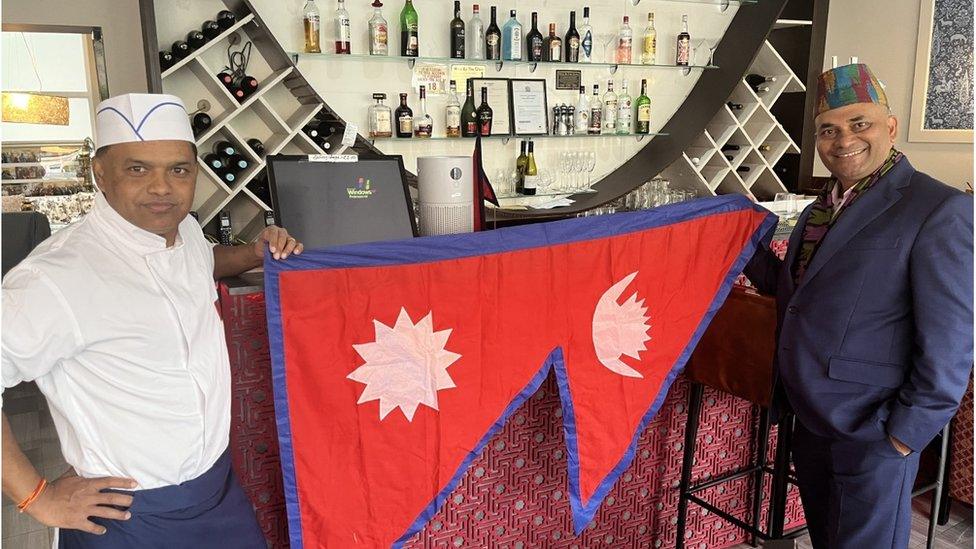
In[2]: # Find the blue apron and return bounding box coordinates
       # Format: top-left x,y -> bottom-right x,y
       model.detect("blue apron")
59,449 -> 265,548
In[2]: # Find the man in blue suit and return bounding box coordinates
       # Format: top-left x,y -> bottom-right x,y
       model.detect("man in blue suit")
745,63 -> 973,548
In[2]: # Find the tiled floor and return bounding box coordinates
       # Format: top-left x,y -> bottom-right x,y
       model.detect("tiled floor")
3,380 -> 972,548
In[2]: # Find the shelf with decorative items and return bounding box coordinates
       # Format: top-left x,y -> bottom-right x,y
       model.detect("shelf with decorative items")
663,38 -> 802,201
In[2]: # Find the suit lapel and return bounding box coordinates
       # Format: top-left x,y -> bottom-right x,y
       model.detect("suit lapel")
781,205 -> 813,296
794,160 -> 914,293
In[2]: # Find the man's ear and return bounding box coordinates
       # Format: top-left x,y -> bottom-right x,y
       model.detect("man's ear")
887,114 -> 898,144
92,154 -> 108,193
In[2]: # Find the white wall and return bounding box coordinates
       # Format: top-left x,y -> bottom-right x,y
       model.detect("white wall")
154,0 -> 741,180
816,0 -> 974,189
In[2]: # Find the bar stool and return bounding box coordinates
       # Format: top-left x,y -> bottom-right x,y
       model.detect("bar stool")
675,288 -> 805,548
912,422 -> 953,549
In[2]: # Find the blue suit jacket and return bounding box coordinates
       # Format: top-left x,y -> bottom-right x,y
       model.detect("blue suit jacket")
746,158 -> 974,451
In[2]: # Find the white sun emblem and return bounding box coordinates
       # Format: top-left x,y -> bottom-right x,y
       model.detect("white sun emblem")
347,308 -> 462,421
591,271 -> 652,378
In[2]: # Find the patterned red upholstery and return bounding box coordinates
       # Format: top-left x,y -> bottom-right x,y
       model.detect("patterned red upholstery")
949,378 -> 974,505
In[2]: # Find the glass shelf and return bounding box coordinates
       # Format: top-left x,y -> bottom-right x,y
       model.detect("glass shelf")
291,52 -> 716,72
496,188 -> 597,199
631,0 -> 756,5
369,132 -> 664,144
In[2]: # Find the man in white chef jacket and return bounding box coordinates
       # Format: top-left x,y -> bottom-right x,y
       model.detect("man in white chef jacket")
1,93 -> 303,548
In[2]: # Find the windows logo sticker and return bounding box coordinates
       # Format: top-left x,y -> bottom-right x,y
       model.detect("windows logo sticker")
347,177 -> 376,199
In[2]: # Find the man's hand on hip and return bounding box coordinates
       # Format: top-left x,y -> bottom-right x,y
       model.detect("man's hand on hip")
29,470 -> 136,535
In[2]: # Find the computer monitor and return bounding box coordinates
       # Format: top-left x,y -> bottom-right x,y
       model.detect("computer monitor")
266,154 -> 417,249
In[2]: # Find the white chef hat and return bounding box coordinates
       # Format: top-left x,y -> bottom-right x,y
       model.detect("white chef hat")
94,93 -> 194,151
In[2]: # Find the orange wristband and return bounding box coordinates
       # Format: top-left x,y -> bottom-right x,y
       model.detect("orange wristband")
17,478 -> 47,513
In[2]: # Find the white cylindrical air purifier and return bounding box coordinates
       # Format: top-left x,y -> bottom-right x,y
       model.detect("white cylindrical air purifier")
416,155 -> 474,236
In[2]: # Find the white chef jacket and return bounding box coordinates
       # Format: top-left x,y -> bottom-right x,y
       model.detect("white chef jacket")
2,193 -> 231,489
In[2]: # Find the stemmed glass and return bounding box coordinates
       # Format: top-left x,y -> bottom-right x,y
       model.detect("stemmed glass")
584,152 -> 596,190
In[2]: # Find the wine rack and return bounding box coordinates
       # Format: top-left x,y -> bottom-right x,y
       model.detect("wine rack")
662,39 -> 804,200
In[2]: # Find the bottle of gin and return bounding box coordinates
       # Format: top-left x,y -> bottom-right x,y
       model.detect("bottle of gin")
602,80 -> 618,134
468,5 -> 485,60
616,80 -> 633,135
501,10 -> 523,61
368,0 -> 389,55
445,80 -> 462,137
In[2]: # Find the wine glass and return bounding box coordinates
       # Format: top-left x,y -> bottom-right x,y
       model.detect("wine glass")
585,152 -> 596,189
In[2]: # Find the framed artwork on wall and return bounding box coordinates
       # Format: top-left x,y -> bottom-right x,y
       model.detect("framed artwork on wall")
909,0 -> 974,143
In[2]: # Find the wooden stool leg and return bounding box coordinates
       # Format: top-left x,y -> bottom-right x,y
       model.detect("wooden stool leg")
927,424 -> 951,548
676,383 -> 705,549
750,406 -> 771,546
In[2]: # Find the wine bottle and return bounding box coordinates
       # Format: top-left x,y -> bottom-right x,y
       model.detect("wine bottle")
395,92 -> 413,137
191,112 -> 212,135
726,101 -> 744,111
171,41 -> 191,60
461,80 -> 478,137
721,144 -> 741,152
676,14 -> 690,66
736,166 -> 751,173
588,84 -> 602,134
248,174 -> 273,207
485,6 -> 501,60
445,80 -> 461,137
238,75 -> 259,98
579,7 -> 593,63
186,30 -> 207,50
635,79 -> 651,135
724,154 -> 734,161
450,0 -> 465,59
368,0 -> 389,55
159,50 -> 175,71
468,5 -> 485,60
213,140 -> 237,157
247,138 -> 266,156
203,154 -> 224,172
526,12 -> 544,62
616,16 -> 633,64
201,20 -> 222,40
222,154 -> 249,172
758,144 -> 771,152
476,86 -> 493,136
745,74 -> 777,93
565,11 -> 580,62
400,0 -> 419,57
368,93 -> 393,138
217,71 -> 235,89
501,10 -> 522,61
303,0 -> 322,53
544,23 -> 562,62
641,13 -> 656,65
515,140 -> 528,194
217,170 -> 237,185
216,10 -> 238,30
334,0 -> 351,54
523,141 -> 538,195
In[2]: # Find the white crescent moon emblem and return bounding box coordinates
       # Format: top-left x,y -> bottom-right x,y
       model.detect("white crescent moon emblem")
591,271 -> 652,378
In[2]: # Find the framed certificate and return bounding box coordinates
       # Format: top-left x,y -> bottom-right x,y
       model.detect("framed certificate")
508,79 -> 549,136
470,78 -> 512,136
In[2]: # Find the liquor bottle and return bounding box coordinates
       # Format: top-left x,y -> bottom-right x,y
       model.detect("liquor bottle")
575,85 -> 590,133
395,93 -> 413,137
579,7 -> 593,63
203,154 -> 224,172
476,86 -> 493,136
248,172 -> 272,205
368,93 -> 393,138
400,0 -> 419,57
247,138 -> 266,156
544,23 -> 562,62
171,40 -> 191,60
413,85 -> 433,138
223,154 -> 249,172
616,16 -> 633,64
724,154 -> 734,161
159,50 -> 175,71
303,0 -> 322,53
485,7 -> 502,60
616,80 -> 633,135
216,10 -> 238,30
213,140 -> 236,157
721,144 -> 741,152
565,11 -> 580,62
676,14 -> 690,66
461,80 -> 479,137
736,166 -> 751,173
602,80 -> 618,134
335,0 -> 351,54
727,101 -> 744,111
641,12 -> 656,65
218,211 -> 233,246
526,12 -> 544,62
635,78 -> 651,134
369,1 -> 389,55
238,75 -> 259,98
523,141 -> 538,195
191,112 -> 212,135
515,140 -> 528,194
450,1 -> 465,59
216,170 -> 236,185
588,84 -> 602,134
502,10 -> 522,61
217,71 -> 235,89
745,74 -> 777,93
758,144 -> 771,152
445,80 -> 462,137
201,20 -> 222,40
186,30 -> 207,50
468,5 -> 485,60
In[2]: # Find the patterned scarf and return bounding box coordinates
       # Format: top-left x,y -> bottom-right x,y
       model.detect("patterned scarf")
793,148 -> 904,284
